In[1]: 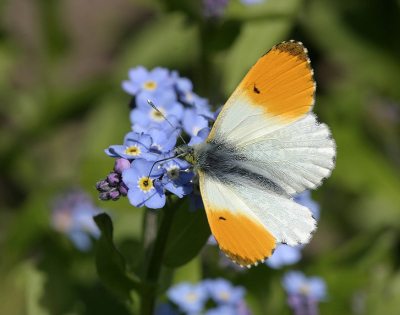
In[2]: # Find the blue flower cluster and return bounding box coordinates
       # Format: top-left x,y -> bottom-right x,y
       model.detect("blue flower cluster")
282,270 -> 327,315
51,189 -> 101,251
100,66 -> 216,210
156,278 -> 251,315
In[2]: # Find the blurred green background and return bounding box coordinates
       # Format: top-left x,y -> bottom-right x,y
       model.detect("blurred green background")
1,0 -> 400,314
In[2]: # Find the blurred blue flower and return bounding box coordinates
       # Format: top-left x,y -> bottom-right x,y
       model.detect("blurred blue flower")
204,278 -> 246,306
183,107 -> 210,137
266,244 -> 302,269
122,66 -> 173,97
203,0 -> 229,18
282,271 -> 327,315
294,190 -> 321,221
131,90 -> 184,127
122,159 -> 165,209
166,282 -> 209,313
282,271 -> 327,305
205,304 -> 237,315
51,189 -> 101,251
105,131 -> 158,161
240,0 -> 265,5
160,152 -> 194,198
148,128 -> 178,154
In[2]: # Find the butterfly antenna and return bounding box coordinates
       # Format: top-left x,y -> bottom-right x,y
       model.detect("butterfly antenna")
147,153 -> 186,178
147,99 -> 186,144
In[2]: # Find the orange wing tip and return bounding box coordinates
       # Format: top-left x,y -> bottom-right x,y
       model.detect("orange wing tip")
221,247 -> 273,268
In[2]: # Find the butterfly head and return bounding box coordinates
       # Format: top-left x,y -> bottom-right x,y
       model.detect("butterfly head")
174,144 -> 195,165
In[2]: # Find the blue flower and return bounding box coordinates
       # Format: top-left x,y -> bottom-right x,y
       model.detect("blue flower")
105,132 -> 158,161
166,282 -> 209,313
183,107 -> 210,137
122,159 -> 165,209
171,70 -> 195,104
147,128 -> 178,154
204,278 -> 246,306
51,189 -> 101,251
187,182 -> 204,212
159,152 -> 194,198
282,271 -> 327,301
131,115 -> 181,137
265,244 -> 302,269
130,90 -> 184,127
205,305 -> 237,315
122,66 -> 173,97
294,190 -> 321,221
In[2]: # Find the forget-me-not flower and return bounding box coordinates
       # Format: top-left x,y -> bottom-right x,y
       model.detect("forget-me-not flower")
122,159 -> 165,209
105,131 -> 158,161
160,152 -> 194,198
266,244 -> 302,269
130,90 -> 184,127
51,189 -> 101,251
204,278 -> 246,306
166,282 -> 209,313
282,271 -> 327,315
122,66 -> 173,97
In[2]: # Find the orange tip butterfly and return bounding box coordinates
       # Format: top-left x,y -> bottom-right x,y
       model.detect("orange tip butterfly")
175,40 -> 336,267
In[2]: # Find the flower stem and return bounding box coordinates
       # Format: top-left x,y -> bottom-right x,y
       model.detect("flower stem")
140,199 -> 176,315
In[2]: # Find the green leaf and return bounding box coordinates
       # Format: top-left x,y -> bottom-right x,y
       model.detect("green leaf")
163,201 -> 211,268
94,213 -> 142,301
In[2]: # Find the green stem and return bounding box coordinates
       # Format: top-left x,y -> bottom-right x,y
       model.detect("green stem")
140,199 -> 177,315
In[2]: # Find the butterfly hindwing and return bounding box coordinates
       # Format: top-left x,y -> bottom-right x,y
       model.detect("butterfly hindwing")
198,169 -> 316,267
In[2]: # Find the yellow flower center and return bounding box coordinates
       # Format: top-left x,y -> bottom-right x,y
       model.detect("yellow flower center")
142,80 -> 157,91
150,108 -> 166,122
185,292 -> 198,302
218,291 -> 231,301
299,284 -> 310,295
138,177 -> 153,192
125,146 -> 141,156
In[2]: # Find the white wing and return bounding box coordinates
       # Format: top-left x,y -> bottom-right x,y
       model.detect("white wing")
199,169 -> 316,267
233,113 -> 336,195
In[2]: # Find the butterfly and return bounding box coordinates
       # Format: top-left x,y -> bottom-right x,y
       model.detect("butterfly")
174,40 -> 336,267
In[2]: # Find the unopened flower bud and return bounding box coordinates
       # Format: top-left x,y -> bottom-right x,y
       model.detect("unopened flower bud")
114,158 -> 131,174
107,173 -> 120,186
119,182 -> 128,197
96,179 -> 110,191
109,188 -> 121,201
99,191 -> 111,201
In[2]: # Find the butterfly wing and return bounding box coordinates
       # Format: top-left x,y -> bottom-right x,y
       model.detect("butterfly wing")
207,40 -> 335,195
198,169 -> 316,267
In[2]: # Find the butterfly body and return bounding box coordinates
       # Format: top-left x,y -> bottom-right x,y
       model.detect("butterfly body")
175,41 -> 336,267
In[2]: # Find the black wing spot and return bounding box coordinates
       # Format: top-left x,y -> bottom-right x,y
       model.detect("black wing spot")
253,85 -> 260,94
219,217 -> 226,221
